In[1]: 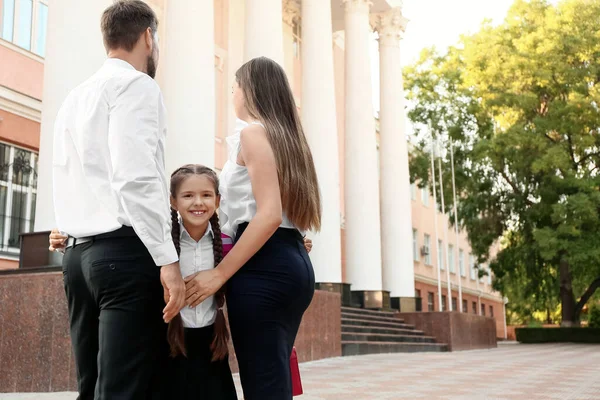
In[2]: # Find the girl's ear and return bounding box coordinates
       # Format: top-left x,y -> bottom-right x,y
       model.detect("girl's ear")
215,194 -> 221,210
170,195 -> 177,211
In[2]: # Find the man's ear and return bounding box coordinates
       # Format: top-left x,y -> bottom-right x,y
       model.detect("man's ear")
145,27 -> 153,51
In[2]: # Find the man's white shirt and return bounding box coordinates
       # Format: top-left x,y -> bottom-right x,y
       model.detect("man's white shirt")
53,58 -> 178,266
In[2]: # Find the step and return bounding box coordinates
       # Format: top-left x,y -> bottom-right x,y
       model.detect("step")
341,306 -> 398,318
342,325 -> 426,336
342,341 -> 448,356
342,317 -> 416,330
341,312 -> 405,325
342,333 -> 436,344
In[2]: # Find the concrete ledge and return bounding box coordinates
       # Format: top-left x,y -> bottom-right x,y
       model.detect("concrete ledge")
398,311 -> 497,351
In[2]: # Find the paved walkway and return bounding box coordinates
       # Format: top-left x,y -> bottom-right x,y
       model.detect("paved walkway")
1,343 -> 599,399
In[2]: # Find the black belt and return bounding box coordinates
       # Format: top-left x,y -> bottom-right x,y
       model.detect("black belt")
66,226 -> 137,248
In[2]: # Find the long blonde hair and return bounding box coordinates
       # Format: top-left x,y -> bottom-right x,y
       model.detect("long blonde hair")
235,57 -> 321,232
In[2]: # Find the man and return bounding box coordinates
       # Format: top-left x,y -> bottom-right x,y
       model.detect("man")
51,1 -> 184,398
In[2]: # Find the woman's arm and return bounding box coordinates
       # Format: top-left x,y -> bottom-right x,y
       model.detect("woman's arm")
217,124 -> 283,278
185,124 -> 282,305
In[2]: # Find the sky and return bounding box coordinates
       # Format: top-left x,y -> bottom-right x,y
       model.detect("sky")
364,0 -> 561,254
369,0 -> 552,115
398,0 -> 519,68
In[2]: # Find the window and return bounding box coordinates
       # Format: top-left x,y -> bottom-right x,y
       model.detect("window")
2,0 -> 16,41
412,229 -> 419,262
487,266 -> 492,285
452,297 -> 457,312
490,305 -> 494,318
423,234 -> 432,265
438,240 -> 444,270
462,299 -> 468,313
427,292 -> 434,312
1,0 -> 48,56
481,303 -> 486,316
448,244 -> 455,273
0,143 -> 38,253
410,182 -> 416,200
480,264 -> 485,283
415,289 -> 421,299
33,0 -> 46,56
15,0 -> 32,50
459,249 -> 465,277
472,301 -> 477,314
421,186 -> 429,206
442,295 -> 447,311
469,255 -> 476,280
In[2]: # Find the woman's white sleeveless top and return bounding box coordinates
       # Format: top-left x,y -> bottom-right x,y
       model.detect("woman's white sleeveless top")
219,119 -> 297,238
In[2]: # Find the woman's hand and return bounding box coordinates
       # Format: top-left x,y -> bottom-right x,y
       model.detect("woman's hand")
49,229 -> 68,252
184,269 -> 227,308
304,237 -> 313,253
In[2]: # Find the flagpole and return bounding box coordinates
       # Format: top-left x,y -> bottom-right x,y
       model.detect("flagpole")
450,138 -> 463,311
429,135 -> 443,311
437,138 -> 453,311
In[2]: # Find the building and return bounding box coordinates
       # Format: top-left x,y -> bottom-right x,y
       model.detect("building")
0,0 -> 46,269
1,0 -> 506,336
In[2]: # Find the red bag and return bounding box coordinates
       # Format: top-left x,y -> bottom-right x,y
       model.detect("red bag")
290,347 -> 303,396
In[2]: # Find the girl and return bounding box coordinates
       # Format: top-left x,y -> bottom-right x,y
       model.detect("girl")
183,57 -> 321,400
163,164 -> 237,400
49,162 -> 314,400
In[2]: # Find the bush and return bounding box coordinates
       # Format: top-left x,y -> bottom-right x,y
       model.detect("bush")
515,327 -> 600,343
589,305 -> 600,329
527,320 -> 542,328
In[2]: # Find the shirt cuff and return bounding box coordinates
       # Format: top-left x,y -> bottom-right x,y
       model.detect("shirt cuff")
149,240 -> 179,266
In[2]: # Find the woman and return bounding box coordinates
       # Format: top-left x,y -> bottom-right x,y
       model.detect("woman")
186,56 -> 321,400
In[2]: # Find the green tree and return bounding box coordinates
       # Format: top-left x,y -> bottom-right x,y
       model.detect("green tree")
588,304 -> 600,328
404,0 -> 600,325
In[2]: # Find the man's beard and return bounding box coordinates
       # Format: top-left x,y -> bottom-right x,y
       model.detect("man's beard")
147,55 -> 157,79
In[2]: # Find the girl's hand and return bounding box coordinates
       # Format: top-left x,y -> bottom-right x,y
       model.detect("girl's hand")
304,237 -> 313,253
49,229 -> 68,252
184,269 -> 226,308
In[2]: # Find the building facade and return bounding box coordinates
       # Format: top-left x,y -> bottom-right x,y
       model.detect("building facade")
0,0 -> 506,336
0,0 -> 45,269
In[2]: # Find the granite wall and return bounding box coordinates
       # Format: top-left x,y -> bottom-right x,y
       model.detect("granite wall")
399,311 -> 497,351
0,271 -> 341,392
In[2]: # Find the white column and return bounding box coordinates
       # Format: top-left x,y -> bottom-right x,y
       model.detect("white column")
226,0 -> 246,138
163,0 -> 215,172
343,0 -> 383,291
245,0 -> 284,65
373,8 -> 413,298
34,0 -> 112,231
301,0 -> 342,284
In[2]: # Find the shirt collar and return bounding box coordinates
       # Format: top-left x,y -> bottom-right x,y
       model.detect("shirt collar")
104,58 -> 136,71
180,220 -> 214,243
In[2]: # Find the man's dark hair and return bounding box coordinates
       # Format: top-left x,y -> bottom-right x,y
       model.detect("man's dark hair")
101,0 -> 158,52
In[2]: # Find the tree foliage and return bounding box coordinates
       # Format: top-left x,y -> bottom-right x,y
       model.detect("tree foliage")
404,0 -> 600,324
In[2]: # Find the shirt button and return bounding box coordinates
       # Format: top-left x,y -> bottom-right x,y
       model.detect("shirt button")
109,264 -> 116,270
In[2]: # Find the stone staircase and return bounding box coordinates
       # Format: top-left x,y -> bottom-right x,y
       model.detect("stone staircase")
341,306 -> 448,355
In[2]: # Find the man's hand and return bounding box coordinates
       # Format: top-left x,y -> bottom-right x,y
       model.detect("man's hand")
160,262 -> 185,323
49,229 -> 68,252
304,237 -> 313,254
184,269 -> 226,308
